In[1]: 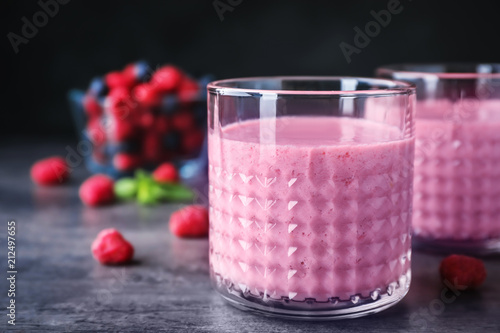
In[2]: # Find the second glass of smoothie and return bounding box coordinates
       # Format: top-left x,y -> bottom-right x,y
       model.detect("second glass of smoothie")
207,77 -> 416,319
378,64 -> 500,254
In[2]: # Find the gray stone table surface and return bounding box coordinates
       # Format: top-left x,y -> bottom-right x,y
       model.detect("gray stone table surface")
0,141 -> 499,332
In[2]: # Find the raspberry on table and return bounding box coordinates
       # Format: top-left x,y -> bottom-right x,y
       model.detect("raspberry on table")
91,228 -> 134,265
79,174 -> 115,206
169,205 -> 209,238
30,156 -> 69,185
153,162 -> 179,183
439,254 -> 487,289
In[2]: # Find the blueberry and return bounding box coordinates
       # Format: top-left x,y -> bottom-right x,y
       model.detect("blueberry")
197,137 -> 208,161
179,160 -> 202,180
178,137 -> 208,184
105,141 -> 140,156
193,103 -> 207,126
179,148 -> 208,181
161,95 -> 179,115
134,60 -> 151,82
186,75 -> 214,102
68,89 -> 85,120
198,74 -> 216,93
97,95 -> 106,107
89,77 -> 109,97
163,131 -> 181,150
105,144 -> 119,157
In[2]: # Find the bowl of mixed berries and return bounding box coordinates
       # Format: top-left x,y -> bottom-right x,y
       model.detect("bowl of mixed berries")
69,61 -> 211,181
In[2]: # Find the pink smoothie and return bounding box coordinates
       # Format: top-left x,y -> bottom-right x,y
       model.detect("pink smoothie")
208,116 -> 414,302
413,99 -> 500,241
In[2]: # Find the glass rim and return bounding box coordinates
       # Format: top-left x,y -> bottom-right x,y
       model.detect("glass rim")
377,63 -> 500,79
207,76 -> 415,96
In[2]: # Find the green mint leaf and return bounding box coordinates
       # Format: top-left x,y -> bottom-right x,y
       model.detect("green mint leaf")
114,177 -> 138,200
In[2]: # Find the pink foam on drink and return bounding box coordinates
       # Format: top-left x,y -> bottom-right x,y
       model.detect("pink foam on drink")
413,99 -> 500,240
208,116 -> 413,301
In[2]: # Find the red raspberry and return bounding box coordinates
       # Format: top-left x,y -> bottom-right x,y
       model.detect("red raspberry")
91,228 -> 134,265
159,151 -> 174,162
79,174 -> 115,206
87,119 -> 106,146
31,156 -> 69,185
439,254 -> 487,289
152,162 -> 179,183
154,115 -> 170,133
83,94 -> 103,118
106,88 -> 137,119
122,64 -> 139,87
113,153 -> 143,171
107,86 -> 130,101
182,128 -> 205,153
152,66 -> 183,93
105,71 -> 136,90
133,83 -> 160,107
142,133 -> 163,163
139,112 -> 155,128
169,205 -> 209,238
111,118 -> 137,142
178,78 -> 199,103
172,111 -> 194,131
112,102 -> 136,120
113,122 -> 134,141
105,71 -> 126,89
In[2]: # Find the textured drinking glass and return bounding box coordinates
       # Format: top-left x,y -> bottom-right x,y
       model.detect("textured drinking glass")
207,77 -> 415,319
378,64 -> 500,254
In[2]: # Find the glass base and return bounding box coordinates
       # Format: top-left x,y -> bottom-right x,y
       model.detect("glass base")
414,235 -> 500,256
211,270 -> 410,320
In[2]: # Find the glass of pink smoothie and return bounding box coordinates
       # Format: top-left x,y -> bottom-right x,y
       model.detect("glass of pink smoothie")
207,77 -> 415,319
377,64 -> 500,254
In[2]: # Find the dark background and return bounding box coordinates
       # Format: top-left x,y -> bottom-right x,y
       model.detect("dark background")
4,0 -> 500,141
